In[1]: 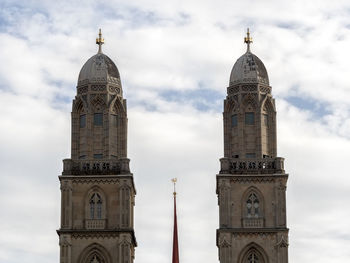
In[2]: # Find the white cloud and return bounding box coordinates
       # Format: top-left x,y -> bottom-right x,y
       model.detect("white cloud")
0,0 -> 350,262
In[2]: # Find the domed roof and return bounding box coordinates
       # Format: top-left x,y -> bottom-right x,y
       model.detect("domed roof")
77,29 -> 120,86
229,29 -> 269,86
229,51 -> 269,86
78,53 -> 120,85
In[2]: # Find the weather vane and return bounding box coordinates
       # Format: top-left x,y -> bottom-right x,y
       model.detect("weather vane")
244,28 -> 253,52
96,28 -> 104,53
171,178 -> 177,196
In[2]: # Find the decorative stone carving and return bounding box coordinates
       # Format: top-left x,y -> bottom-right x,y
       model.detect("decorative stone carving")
61,180 -> 72,191
241,85 -> 257,92
259,86 -> 271,94
228,85 -> 240,95
91,85 -> 106,92
78,86 -> 88,94
108,86 -> 120,94
219,233 -> 231,247
276,236 -> 289,248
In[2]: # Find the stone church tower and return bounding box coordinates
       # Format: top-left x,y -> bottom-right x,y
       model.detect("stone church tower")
58,30 -> 137,263
216,30 -> 289,263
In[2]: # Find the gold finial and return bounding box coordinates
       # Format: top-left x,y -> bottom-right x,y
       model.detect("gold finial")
244,28 -> 253,52
96,28 -> 104,53
171,178 -> 177,196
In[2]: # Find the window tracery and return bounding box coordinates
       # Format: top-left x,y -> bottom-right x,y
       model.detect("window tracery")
246,193 -> 260,218
90,255 -> 101,263
89,193 -> 102,219
247,250 -> 260,263
239,246 -> 266,263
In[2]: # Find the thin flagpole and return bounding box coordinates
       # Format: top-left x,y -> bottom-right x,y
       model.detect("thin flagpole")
171,178 -> 179,263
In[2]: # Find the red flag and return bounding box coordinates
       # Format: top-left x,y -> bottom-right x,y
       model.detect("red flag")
172,192 -> 179,263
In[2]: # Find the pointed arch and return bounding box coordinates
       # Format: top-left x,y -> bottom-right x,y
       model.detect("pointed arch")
241,186 -> 264,219
261,96 -> 275,113
119,236 -> 132,263
78,243 -> 112,263
91,95 -> 106,112
224,97 -> 239,113
73,97 -> 87,113
238,242 -> 269,263
110,97 -> 126,115
241,93 -> 258,112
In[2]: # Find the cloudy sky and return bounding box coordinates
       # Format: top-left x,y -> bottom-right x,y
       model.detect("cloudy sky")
1,0 -> 350,262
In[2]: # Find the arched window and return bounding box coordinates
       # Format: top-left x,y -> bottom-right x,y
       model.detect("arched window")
89,193 -> 102,219
78,243 -> 111,263
246,193 -> 259,218
90,255 -> 101,263
247,250 -> 259,263
239,246 -> 267,263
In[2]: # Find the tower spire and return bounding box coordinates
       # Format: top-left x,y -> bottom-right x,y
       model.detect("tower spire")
171,178 -> 179,263
96,28 -> 104,54
244,28 -> 253,52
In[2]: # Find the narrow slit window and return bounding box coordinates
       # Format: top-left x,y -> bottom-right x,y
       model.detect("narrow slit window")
80,114 -> 86,128
111,114 -> 118,127
90,197 -> 95,219
231,114 -> 238,127
94,154 -> 103,159
245,112 -> 255,125
263,114 -> 268,126
97,200 -> 102,219
246,153 -> 256,158
94,113 -> 103,126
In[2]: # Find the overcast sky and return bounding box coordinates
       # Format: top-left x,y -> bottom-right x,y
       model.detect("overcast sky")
1,0 -> 350,262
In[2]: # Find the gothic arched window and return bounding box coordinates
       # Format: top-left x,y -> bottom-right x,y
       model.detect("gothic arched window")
239,246 -> 266,263
89,193 -> 102,219
247,250 -> 260,263
90,254 -> 101,263
246,193 -> 260,218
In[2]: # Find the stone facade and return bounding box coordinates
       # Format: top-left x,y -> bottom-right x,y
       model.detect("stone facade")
216,32 -> 289,263
58,32 -> 136,263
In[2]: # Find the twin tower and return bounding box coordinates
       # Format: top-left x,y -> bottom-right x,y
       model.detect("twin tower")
58,30 -> 289,263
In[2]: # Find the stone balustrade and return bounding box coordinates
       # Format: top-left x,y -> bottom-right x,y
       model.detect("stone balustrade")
85,219 -> 106,230
62,158 -> 130,175
242,217 -> 264,228
220,157 -> 284,174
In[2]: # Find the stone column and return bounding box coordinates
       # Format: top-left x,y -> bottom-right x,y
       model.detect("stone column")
60,180 -> 72,229
59,235 -> 72,263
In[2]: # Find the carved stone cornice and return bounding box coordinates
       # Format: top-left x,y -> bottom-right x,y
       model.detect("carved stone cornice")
216,174 -> 288,193
275,235 -> 289,248
218,227 -> 288,235
58,174 -> 137,193
217,228 -> 289,245
57,229 -> 137,246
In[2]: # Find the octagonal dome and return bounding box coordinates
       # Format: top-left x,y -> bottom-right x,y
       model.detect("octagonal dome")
77,53 -> 120,85
229,51 -> 269,86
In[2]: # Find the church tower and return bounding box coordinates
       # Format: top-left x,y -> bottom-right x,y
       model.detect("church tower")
58,30 -> 137,263
216,30 -> 289,263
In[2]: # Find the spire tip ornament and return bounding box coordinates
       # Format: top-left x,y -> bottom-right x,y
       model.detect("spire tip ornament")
171,177 -> 179,263
171,178 -> 177,196
96,28 -> 104,53
244,28 -> 253,52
